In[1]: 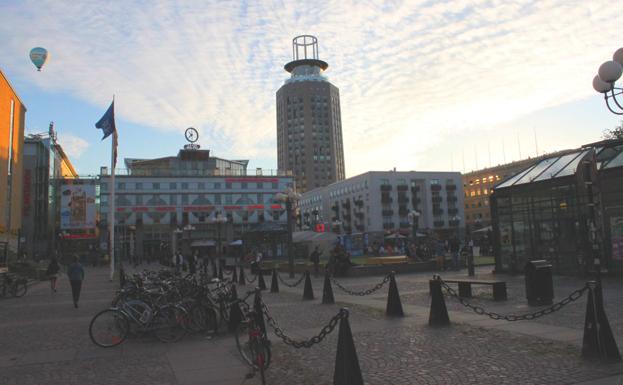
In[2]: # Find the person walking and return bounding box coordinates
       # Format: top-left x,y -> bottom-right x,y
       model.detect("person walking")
450,237 -> 461,270
309,246 -> 322,277
435,238 -> 446,271
188,250 -> 198,276
173,250 -> 184,275
46,257 -> 60,293
67,255 -> 85,308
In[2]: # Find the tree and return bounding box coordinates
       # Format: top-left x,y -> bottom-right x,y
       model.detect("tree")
603,121 -> 623,140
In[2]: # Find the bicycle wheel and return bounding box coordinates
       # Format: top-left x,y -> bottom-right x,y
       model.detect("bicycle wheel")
11,280 -> 27,297
152,305 -> 188,343
89,309 -> 129,348
235,323 -> 271,370
188,303 -> 218,334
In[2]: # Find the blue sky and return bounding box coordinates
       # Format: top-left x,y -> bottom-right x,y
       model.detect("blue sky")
0,0 -> 621,176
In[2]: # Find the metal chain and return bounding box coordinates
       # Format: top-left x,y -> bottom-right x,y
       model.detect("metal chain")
277,272 -> 306,287
223,269 -> 233,276
261,301 -> 348,348
331,273 -> 392,296
437,277 -> 589,321
246,273 -> 258,283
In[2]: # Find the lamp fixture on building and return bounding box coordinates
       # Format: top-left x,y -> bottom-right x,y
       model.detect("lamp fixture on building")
593,47 -> 623,114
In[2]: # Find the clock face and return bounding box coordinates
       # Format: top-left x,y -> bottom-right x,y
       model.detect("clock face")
185,127 -> 199,143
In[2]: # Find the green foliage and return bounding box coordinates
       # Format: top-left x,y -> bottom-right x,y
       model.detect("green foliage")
603,120 -> 623,140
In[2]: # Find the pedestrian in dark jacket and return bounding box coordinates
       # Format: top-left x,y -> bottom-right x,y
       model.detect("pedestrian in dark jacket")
46,258 -> 60,293
67,255 -> 85,308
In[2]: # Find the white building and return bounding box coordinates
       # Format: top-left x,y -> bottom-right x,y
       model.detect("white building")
98,148 -> 293,260
298,171 -> 465,246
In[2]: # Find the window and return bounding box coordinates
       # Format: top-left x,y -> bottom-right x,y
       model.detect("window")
381,179 -> 389,186
170,195 -> 177,205
225,194 -> 232,204
257,182 -> 263,189
241,182 -> 247,189
214,182 -> 221,189
198,182 -> 205,189
101,183 -> 108,191
169,182 -> 176,190
153,182 -> 160,190
181,182 -> 188,190
135,182 -> 142,190
181,195 -> 189,204
272,182 -> 278,189
136,195 -> 143,205
226,182 -> 232,189
117,182 -> 125,190
214,194 -> 221,204
431,179 -> 440,185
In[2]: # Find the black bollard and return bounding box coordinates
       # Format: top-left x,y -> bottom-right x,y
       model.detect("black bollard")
429,277 -> 450,326
270,269 -> 279,293
212,261 -> 218,278
385,272 -> 404,317
258,269 -> 267,291
333,309 -> 364,385
322,271 -> 335,304
232,266 -> 238,283
238,266 -> 246,286
582,282 -> 621,361
230,282 -> 238,301
228,301 -> 243,333
303,270 -> 314,300
218,265 -> 224,280
253,289 -> 267,335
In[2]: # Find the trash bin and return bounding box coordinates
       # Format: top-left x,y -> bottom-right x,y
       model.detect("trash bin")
524,260 -> 554,306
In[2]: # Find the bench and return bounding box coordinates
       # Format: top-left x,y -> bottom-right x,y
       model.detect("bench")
366,256 -> 408,265
443,278 -> 507,301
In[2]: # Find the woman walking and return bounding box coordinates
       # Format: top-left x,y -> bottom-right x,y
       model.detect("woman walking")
46,257 -> 60,293
67,255 -> 85,308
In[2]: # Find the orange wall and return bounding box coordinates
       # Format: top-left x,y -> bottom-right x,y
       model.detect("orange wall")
0,70 -> 26,236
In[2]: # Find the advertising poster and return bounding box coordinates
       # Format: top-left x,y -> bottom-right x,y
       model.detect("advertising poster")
611,216 -> 623,261
61,184 -> 96,229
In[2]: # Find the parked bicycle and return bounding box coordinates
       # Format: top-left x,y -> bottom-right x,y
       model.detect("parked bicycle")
0,273 -> 28,298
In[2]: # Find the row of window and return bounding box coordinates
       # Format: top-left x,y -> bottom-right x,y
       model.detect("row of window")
102,181 -> 281,191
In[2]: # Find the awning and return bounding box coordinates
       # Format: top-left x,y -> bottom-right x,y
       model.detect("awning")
191,240 -> 215,247
472,225 -> 493,234
229,239 -> 243,246
385,233 -> 406,239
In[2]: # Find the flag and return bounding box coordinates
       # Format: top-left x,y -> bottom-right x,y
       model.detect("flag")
95,100 -> 116,140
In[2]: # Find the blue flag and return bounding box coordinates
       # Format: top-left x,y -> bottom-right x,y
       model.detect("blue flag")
95,100 -> 116,140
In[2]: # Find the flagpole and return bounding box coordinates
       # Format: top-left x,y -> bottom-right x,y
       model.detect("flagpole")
109,95 -> 116,282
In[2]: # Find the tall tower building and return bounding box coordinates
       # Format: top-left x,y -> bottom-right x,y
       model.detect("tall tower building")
276,35 -> 345,192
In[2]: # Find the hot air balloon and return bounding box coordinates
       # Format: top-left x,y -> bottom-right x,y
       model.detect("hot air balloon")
29,47 -> 49,71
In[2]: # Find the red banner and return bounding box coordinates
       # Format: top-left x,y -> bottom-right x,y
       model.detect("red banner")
247,204 -> 265,210
223,205 -> 243,210
183,206 -> 214,212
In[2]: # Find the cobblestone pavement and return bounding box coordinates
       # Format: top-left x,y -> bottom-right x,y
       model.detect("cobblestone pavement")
2,264 -> 623,385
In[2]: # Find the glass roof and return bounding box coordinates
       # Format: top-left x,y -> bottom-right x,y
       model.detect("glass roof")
495,140 -> 623,190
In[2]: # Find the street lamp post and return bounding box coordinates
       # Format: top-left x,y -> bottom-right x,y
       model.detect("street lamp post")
275,188 -> 301,278
209,213 -> 227,267
593,47 -> 623,114
407,210 -> 420,244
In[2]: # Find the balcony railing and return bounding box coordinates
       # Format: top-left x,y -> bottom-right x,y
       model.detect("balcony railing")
448,208 -> 459,215
383,222 -> 395,229
446,184 -> 457,191
397,185 -> 408,191
356,224 -> 365,231
447,196 -> 458,203
433,208 -> 444,216
397,196 -> 409,204
432,196 -> 442,203
355,212 -> 364,218
434,220 -> 445,227
449,219 -> 460,227
381,196 -> 393,204
431,184 -> 442,191
354,199 -> 364,206
382,209 -> 394,216
411,186 -> 420,193
399,222 -> 410,228
398,207 -> 409,215
380,185 -> 392,191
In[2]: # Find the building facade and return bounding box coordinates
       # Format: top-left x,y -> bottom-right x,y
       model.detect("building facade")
276,35 -> 345,192
22,125 -> 78,259
299,171 -> 465,251
0,70 -> 26,265
98,148 -> 293,262
491,139 -> 623,275
462,150 -> 571,232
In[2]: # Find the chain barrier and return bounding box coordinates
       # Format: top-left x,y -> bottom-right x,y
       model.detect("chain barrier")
246,273 -> 258,284
277,272 -> 306,287
331,273 -> 392,296
261,301 -> 348,348
436,276 -> 589,321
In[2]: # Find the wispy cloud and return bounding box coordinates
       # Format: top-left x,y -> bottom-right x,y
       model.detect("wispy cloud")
57,133 -> 89,159
1,0 -> 621,175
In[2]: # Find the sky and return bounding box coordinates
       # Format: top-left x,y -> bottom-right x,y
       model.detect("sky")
0,0 -> 622,177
